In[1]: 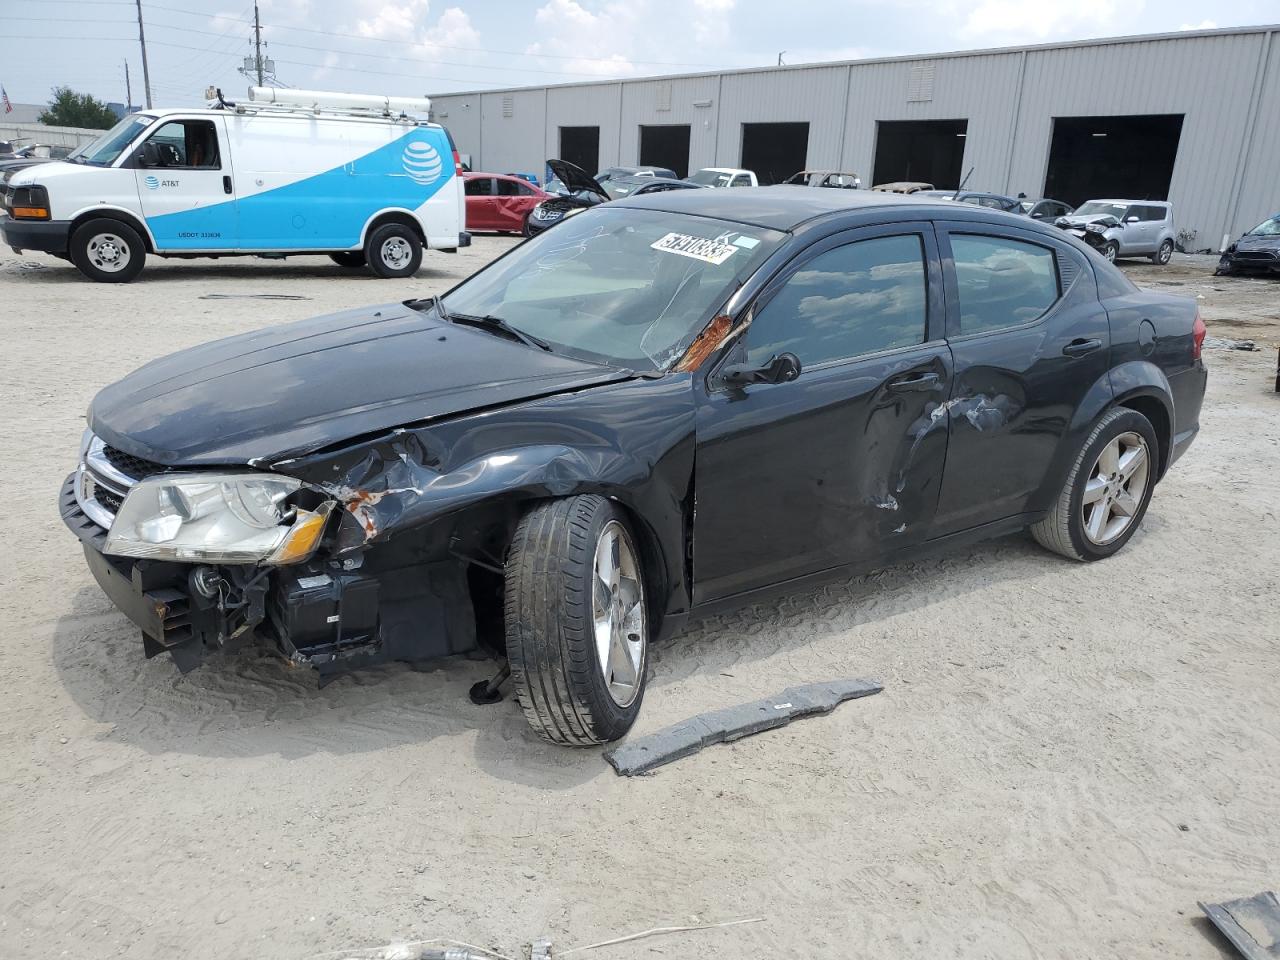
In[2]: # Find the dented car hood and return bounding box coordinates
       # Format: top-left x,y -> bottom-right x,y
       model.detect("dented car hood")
88,302 -> 633,465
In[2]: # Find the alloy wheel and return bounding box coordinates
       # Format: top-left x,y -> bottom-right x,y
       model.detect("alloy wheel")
1081,431 -> 1151,545
591,520 -> 646,707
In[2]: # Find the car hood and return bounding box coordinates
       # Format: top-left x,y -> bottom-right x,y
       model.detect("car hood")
88,302 -> 634,466
546,159 -> 608,201
1057,214 -> 1119,229
1232,232 -> 1280,252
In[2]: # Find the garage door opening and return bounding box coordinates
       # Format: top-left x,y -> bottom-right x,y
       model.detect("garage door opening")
872,119 -> 967,189
740,122 -> 809,185
1043,115 -> 1184,208
639,125 -> 691,178
559,126 -> 600,176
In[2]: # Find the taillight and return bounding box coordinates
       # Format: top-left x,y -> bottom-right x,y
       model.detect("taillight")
1192,311 -> 1206,360
452,149 -> 462,175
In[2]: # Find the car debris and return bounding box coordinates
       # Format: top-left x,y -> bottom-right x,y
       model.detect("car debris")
603,678 -> 883,776
1199,891 -> 1280,960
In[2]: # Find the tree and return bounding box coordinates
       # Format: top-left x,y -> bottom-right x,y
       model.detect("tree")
39,87 -> 118,130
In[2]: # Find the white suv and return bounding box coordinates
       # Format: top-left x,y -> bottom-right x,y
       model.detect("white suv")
1057,200 -> 1177,264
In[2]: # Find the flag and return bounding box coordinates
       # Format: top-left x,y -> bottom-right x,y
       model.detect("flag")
1,87 -> 11,114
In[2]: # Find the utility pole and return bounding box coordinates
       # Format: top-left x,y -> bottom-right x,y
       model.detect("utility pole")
124,60 -> 132,110
253,1 -> 264,86
134,0 -> 152,108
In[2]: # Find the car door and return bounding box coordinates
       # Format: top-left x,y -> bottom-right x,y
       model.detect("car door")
693,223 -> 953,603
464,177 -> 496,231
493,176 -> 535,231
930,222 -> 1108,535
131,116 -> 236,251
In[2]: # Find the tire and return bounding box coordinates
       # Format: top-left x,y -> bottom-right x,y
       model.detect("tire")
1031,407 -> 1159,562
1152,239 -> 1174,265
505,495 -> 649,745
521,215 -> 533,238
1101,241 -> 1119,264
70,218 -> 145,283
363,222 -> 422,279
329,251 -> 366,268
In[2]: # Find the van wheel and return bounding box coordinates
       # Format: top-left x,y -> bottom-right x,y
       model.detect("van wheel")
1031,407 -> 1158,562
329,251 -> 366,268
1152,240 -> 1174,265
364,223 -> 422,279
505,496 -> 649,746
70,218 -> 145,283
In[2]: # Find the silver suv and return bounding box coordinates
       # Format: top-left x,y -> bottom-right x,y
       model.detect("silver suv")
1057,200 -> 1177,264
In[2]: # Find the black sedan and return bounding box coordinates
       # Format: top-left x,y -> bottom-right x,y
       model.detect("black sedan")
525,161 -> 701,236
1216,212 -> 1280,276
61,188 -> 1207,746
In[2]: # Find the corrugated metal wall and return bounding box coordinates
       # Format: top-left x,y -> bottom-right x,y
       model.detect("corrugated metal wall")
431,27 -> 1280,247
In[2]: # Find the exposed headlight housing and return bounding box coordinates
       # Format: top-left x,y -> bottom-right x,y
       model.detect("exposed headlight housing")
1085,222 -> 1106,234
104,473 -> 334,565
532,204 -> 559,221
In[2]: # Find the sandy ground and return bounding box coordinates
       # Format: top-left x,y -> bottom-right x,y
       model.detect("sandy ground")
0,242 -> 1277,960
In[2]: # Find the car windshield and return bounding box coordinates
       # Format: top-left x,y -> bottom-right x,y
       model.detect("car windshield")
1075,201 -> 1129,218
76,115 -> 154,166
1246,216 -> 1280,236
442,207 -> 784,371
688,169 -> 733,187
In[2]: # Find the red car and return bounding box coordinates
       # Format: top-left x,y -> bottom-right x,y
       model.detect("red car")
463,173 -> 549,234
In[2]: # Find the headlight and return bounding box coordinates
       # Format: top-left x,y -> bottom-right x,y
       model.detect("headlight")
103,473 -> 334,565
8,184 -> 50,220
1085,222 -> 1106,234
532,204 -> 558,221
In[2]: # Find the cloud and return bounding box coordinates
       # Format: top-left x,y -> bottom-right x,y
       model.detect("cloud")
355,0 -> 431,40
523,0 -> 639,76
691,0 -> 736,45
1180,19 -> 1217,30
960,0 -> 1132,41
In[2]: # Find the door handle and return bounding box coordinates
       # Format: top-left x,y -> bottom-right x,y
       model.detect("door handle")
887,371 -> 940,393
222,175 -> 233,195
1062,338 -> 1103,358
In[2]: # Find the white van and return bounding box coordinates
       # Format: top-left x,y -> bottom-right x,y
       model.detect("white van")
0,88 -> 468,282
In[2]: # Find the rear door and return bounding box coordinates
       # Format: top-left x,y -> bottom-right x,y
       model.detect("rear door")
693,223 -> 952,602
132,116 -> 236,251
931,222 -> 1106,535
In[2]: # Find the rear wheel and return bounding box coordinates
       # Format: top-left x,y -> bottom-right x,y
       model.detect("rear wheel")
1031,407 -> 1158,561
70,218 -> 145,283
1152,239 -> 1174,265
505,495 -> 649,745
329,251 -> 366,268
364,222 -> 422,279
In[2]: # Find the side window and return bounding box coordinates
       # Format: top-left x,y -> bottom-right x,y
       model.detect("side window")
746,234 -> 928,368
950,234 -> 1060,335
496,178 -> 531,196
1138,205 -> 1167,222
464,178 -> 493,197
732,175 -> 751,187
146,119 -> 220,169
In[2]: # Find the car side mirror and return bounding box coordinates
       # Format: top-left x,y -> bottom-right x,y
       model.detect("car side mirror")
136,141 -> 160,167
1125,216 -> 1139,224
1032,212 -> 1044,219
721,352 -> 802,387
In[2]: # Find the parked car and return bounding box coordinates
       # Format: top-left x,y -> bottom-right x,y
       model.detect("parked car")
60,186 -> 1207,746
0,138 -> 33,160
871,181 -> 934,193
596,165 -> 677,184
917,190 -> 1021,211
463,172 -> 550,234
1018,197 -> 1074,221
1215,213 -> 1280,276
505,172 -> 540,186
1054,200 -> 1177,264
1,92 -> 468,282
524,159 -> 609,236
784,170 -> 862,189
686,167 -> 758,188
599,175 -> 703,200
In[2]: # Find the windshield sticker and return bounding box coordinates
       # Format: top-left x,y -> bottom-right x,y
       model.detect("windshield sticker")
651,232 -> 738,265
732,236 -> 760,249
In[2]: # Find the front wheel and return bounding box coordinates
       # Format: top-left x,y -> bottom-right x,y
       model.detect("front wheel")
505,495 -> 649,745
70,218 -> 145,283
363,222 -> 422,279
1152,239 -> 1174,265
1101,241 -> 1119,263
1031,407 -> 1158,561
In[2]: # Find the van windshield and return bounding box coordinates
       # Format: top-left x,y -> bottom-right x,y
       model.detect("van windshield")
75,115 -> 155,167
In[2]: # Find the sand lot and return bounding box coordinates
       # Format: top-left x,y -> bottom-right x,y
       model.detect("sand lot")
0,242 -> 1277,960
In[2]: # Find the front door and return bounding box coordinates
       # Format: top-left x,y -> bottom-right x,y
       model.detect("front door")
931,223 -> 1109,535
464,176 -> 497,230
133,116 -> 237,251
693,223 -> 953,604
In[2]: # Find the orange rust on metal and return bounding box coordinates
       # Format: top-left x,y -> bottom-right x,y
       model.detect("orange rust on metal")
153,601 -> 168,619
675,314 -> 733,372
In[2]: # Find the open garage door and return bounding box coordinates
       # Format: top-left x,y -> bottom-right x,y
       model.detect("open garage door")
873,120 -> 967,189
559,126 -> 600,177
740,122 -> 809,186
1043,115 -> 1184,208
639,125 -> 691,179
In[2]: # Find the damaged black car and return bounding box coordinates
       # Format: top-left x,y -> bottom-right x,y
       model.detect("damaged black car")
1216,212 -> 1280,276
62,188 -> 1207,745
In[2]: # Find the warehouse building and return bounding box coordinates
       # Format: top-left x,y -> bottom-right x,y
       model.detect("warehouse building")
430,24 -> 1279,251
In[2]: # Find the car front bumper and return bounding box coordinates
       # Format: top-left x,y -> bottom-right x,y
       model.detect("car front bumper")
1218,252 -> 1280,274
1,215 -> 70,254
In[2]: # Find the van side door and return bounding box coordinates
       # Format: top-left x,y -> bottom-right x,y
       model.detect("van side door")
129,116 -> 236,251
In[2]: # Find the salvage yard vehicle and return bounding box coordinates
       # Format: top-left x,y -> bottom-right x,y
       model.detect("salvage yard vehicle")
1215,212 -> 1280,276
1055,199 -> 1177,265
784,170 -> 862,189
463,172 -> 549,234
686,167 -> 758,188
60,188 -> 1207,746
525,159 -> 609,236
1018,197 -> 1074,221
1,87 -> 468,282
595,165 -> 678,183
871,181 -> 935,194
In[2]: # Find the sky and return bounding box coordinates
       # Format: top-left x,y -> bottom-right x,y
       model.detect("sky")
1,0 -> 1278,108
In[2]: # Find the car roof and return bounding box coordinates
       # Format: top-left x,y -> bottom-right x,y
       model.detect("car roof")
612,184 -> 970,230
1086,198 -> 1169,205
612,175 -> 694,186
697,167 -> 749,174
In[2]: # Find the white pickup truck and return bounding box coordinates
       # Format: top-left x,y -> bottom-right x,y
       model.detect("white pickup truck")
686,167 -> 758,188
